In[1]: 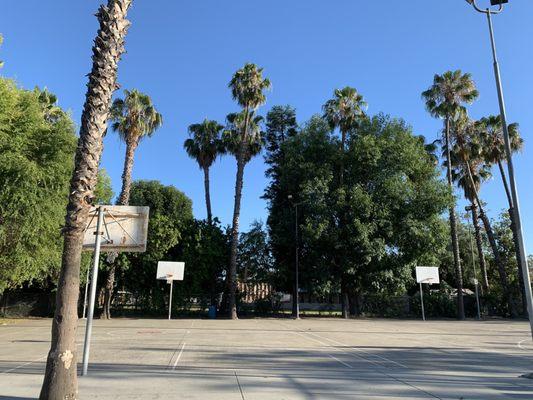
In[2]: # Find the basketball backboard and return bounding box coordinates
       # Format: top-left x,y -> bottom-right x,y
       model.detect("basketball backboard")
82,206 -> 149,253
156,261 -> 185,281
416,266 -> 440,284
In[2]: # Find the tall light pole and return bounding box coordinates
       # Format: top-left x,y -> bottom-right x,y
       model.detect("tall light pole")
465,0 -> 533,339
288,195 -> 300,319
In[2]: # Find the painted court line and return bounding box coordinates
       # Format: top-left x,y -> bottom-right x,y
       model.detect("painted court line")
172,342 -> 186,370
328,354 -> 353,369
1,355 -> 47,374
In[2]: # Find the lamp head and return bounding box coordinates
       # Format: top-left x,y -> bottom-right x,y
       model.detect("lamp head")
491,0 -> 508,4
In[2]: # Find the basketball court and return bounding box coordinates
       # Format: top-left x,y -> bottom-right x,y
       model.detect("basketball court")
1,317 -> 533,399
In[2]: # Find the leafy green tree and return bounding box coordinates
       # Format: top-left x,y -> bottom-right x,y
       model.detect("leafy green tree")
122,181 -> 193,312
94,169 -> 114,205
422,70 -> 479,320
41,1 -> 132,397
104,89 -> 163,319
226,63 -> 271,319
263,105 -> 299,315
322,86 -> 367,318
0,79 -> 76,293
184,119 -> 224,224
238,221 -> 273,284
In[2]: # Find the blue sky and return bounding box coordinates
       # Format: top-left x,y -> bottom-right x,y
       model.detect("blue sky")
1,1 -> 533,252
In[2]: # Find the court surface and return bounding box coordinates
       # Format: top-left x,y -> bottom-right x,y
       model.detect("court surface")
1,317 -> 533,399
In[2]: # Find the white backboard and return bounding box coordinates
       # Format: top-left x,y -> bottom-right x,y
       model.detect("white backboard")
157,261 -> 185,281
83,206 -> 149,253
416,266 -> 440,284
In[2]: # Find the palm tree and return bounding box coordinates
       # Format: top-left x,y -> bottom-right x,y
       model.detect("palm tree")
101,89 -> 162,319
422,70 -> 479,320
479,115 -> 526,314
184,119 -> 224,224
111,89 -> 163,205
40,1 -> 132,398
227,63 -> 271,319
450,113 -> 514,316
323,87 -> 366,319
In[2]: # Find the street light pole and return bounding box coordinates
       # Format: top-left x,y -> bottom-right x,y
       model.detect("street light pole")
466,0 -> 533,339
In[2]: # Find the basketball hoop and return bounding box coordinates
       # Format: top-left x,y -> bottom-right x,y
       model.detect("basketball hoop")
166,274 -> 174,285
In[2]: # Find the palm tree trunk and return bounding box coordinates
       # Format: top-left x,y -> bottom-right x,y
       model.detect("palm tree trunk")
102,138 -> 137,319
444,118 -> 465,320
464,160 -> 515,317
471,203 -> 489,293
339,129 -> 349,319
39,1 -> 131,398
229,108 -> 250,320
498,161 -> 527,316
204,166 -> 212,224
117,138 -> 138,206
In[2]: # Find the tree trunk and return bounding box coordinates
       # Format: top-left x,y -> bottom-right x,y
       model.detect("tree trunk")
471,203 -> 489,293
39,2 -> 131,398
444,118 -> 465,320
204,166 -> 212,225
499,161 -> 527,316
341,278 -> 349,319
228,108 -> 250,320
117,139 -> 138,206
102,264 -> 115,319
339,130 -> 349,319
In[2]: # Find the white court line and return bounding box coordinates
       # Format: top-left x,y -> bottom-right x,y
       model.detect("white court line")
306,331 -> 409,369
0,355 -> 47,374
172,342 -> 186,370
518,339 -> 533,351
328,354 -> 353,369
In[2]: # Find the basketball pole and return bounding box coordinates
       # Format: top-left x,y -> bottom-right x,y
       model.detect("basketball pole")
82,206 -> 104,376
168,280 -> 173,320
420,282 -> 426,322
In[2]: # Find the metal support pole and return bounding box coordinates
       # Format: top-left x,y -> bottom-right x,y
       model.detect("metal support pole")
168,280 -> 173,320
474,280 -> 481,320
294,203 -> 300,319
82,262 -> 90,319
420,282 -> 425,321
82,206 -> 104,376
485,9 -> 533,339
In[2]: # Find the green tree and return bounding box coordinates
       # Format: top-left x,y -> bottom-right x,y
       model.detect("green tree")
94,169 -> 114,205
422,70 -> 479,320
0,80 -> 76,293
183,119 -> 224,224
122,180 -> 194,313
238,221 -> 272,284
322,86 -> 367,318
226,63 -> 271,319
263,105 -> 298,315
40,1 -> 132,397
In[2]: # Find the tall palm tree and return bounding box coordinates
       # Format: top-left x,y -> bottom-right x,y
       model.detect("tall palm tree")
227,63 -> 271,319
101,89 -> 162,319
323,87 -> 366,319
479,115 -> 526,314
40,1 -> 132,398
450,113 -> 514,316
422,70 -> 479,320
184,119 -> 224,224
111,89 -> 163,205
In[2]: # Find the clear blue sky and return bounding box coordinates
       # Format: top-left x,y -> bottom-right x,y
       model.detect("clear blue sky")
1,1 -> 533,252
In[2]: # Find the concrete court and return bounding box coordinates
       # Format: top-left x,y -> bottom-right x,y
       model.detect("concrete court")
1,318 -> 533,399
